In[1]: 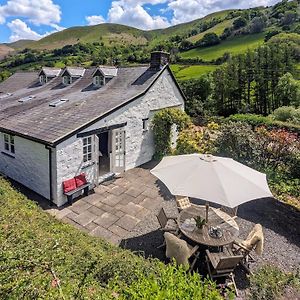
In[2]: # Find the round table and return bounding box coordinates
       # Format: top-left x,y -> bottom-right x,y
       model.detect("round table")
178,205 -> 239,247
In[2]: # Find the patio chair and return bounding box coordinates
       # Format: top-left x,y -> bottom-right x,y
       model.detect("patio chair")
175,196 -> 191,211
156,208 -> 180,248
206,249 -> 244,295
232,223 -> 264,274
219,206 -> 238,219
164,232 -> 200,272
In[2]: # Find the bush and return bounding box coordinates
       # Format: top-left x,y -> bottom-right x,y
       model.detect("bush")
227,114 -> 300,134
249,265 -> 300,300
272,106 -> 300,124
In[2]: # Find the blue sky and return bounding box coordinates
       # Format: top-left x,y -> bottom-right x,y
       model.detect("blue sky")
0,0 -> 279,43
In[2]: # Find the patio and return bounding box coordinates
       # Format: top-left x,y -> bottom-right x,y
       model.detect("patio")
44,162 -> 300,296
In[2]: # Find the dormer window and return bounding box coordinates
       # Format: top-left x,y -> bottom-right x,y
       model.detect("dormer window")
63,75 -> 72,85
93,75 -> 104,87
39,75 -> 47,85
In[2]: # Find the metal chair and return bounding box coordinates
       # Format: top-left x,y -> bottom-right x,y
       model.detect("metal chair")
164,232 -> 200,272
206,249 -> 243,295
156,208 -> 180,248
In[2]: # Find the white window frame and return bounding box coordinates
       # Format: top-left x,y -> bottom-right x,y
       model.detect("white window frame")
3,134 -> 15,155
39,75 -> 47,85
82,136 -> 93,163
93,75 -> 104,87
63,75 -> 72,85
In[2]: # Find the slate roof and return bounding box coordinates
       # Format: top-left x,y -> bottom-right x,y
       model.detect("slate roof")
39,67 -> 61,77
63,67 -> 85,77
0,66 -> 166,146
94,66 -> 118,77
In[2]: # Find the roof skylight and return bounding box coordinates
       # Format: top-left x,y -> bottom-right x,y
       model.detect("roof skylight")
49,98 -> 69,107
0,93 -> 13,99
18,95 -> 36,103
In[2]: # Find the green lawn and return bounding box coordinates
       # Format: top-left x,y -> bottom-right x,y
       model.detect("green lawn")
181,33 -> 265,62
188,18 -> 236,43
170,64 -> 217,80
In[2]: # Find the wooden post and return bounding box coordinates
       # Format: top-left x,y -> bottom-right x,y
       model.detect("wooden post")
205,202 -> 209,223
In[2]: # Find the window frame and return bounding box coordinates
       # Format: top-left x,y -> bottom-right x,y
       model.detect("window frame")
39,75 -> 47,85
82,136 -> 93,163
3,133 -> 15,155
63,75 -> 72,85
93,75 -> 105,87
142,118 -> 150,132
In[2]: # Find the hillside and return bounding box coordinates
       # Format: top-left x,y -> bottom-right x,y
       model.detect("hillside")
0,45 -> 14,59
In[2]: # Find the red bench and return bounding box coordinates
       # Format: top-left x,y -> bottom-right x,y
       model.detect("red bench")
63,173 -> 91,203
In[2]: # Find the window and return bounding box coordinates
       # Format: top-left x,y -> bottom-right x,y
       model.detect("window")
39,75 -> 47,85
142,118 -> 149,131
63,76 -> 72,85
4,134 -> 15,154
49,98 -> 69,107
83,136 -> 92,163
93,75 -> 104,87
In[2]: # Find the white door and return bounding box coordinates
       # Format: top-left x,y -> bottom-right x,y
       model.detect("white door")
111,128 -> 126,173
93,134 -> 99,184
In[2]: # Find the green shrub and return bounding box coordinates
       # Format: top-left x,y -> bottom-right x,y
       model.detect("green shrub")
249,265 -> 300,300
227,114 -> 300,133
272,106 -> 296,122
152,108 -> 191,159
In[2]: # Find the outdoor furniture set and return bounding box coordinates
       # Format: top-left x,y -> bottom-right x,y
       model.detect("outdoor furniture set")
152,154 -> 271,295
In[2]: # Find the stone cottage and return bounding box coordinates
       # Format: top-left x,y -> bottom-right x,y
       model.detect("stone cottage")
0,52 -> 185,207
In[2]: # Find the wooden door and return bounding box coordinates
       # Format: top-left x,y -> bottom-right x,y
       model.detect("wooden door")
111,128 -> 126,174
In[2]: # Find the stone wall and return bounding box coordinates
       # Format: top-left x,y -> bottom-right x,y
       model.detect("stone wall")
0,133 -> 50,199
54,68 -> 185,206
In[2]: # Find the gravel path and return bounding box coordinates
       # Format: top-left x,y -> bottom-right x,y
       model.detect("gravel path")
122,193 -> 300,297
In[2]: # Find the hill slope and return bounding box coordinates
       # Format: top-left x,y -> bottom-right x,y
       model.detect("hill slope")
0,45 -> 14,59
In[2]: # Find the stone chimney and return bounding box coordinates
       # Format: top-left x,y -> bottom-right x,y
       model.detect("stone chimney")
150,51 -> 170,70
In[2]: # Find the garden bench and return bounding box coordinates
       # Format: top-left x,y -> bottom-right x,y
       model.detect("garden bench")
63,173 -> 91,204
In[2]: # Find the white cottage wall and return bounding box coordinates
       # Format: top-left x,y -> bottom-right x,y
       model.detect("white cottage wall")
54,68 -> 184,206
0,133 -> 50,199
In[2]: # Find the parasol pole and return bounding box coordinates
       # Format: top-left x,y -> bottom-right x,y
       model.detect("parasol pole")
205,202 -> 209,223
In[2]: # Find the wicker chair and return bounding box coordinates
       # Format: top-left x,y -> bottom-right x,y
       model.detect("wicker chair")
164,232 -> 200,272
206,248 -> 243,295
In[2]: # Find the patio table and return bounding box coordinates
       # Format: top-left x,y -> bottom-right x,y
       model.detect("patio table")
178,205 -> 239,247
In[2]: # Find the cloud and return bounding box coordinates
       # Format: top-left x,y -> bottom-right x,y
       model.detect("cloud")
86,15 -> 105,26
168,0 -> 279,25
0,0 -> 61,26
7,18 -> 42,41
107,1 -> 170,30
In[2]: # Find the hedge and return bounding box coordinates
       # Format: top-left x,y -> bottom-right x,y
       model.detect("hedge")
227,114 -> 300,134
0,178 -> 223,299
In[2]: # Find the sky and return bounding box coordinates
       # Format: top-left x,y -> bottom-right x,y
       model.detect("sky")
0,0 -> 280,43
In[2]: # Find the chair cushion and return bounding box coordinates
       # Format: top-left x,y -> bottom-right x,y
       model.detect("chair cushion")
63,178 -> 76,193
75,173 -> 87,188
164,219 -> 178,232
176,197 -> 191,210
164,232 -> 191,266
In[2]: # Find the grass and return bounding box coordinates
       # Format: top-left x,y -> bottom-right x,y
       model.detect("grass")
0,178 -> 222,299
181,33 -> 265,61
188,18 -> 237,43
170,64 -> 217,80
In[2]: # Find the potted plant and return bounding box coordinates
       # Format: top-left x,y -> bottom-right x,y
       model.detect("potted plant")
194,216 -> 206,232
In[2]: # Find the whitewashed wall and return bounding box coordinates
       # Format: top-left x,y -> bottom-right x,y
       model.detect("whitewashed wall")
54,68 -> 185,206
0,133 -> 50,199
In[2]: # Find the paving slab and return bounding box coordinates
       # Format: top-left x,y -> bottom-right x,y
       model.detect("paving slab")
109,224 -> 130,238
73,211 -> 98,227
94,212 -> 118,228
116,214 -> 140,231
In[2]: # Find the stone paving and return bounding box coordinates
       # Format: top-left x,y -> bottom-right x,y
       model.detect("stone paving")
46,162 -> 175,245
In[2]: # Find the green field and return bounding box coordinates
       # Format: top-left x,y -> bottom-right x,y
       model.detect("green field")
188,18 -> 236,42
170,64 -> 217,80
181,33 -> 265,61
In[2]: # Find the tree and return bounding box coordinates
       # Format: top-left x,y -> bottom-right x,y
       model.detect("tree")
249,16 -> 266,33
275,73 -> 300,107
233,17 -> 248,30
198,32 -> 220,47
281,11 -> 298,26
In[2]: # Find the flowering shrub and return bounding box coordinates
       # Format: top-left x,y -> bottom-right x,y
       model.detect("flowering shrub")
176,122 -> 219,155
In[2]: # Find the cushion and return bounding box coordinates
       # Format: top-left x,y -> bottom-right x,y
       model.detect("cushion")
63,178 -> 76,193
176,196 -> 191,211
164,232 -> 190,266
75,173 -> 87,187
